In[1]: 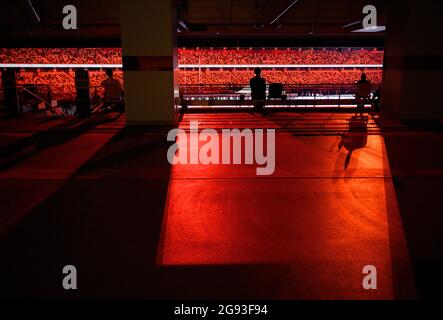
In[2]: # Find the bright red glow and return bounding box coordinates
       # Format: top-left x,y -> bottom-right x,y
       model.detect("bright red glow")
14,70 -> 124,100
178,48 -> 384,65
0,47 -> 383,100
157,113 -> 413,299
1,48 -> 383,66
178,69 -> 382,85
0,48 -> 122,64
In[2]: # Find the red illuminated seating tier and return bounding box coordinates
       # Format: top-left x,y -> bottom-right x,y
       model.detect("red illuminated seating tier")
178,70 -> 383,85
0,48 -> 122,65
3,69 -> 381,100
0,47 -> 382,100
0,48 -> 383,65
14,71 -> 124,100
178,48 -> 384,65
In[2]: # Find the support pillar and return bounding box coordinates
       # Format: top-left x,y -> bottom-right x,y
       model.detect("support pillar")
1,69 -> 20,117
120,0 -> 179,125
382,0 -> 443,124
75,69 -> 91,118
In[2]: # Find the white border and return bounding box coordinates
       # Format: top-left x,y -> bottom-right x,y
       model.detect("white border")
0,63 -> 382,69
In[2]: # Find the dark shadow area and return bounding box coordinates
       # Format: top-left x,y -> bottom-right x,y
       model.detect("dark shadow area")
183,107 -> 373,114
154,264 -> 337,300
376,118 -> 443,299
0,125 -> 173,299
0,113 -> 123,171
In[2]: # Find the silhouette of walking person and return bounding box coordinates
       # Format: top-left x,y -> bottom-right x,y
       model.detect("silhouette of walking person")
338,114 -> 368,169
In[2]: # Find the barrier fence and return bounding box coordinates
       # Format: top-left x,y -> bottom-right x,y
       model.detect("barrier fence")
180,83 -> 381,108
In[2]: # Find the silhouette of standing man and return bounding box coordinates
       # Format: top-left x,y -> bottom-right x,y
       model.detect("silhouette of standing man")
250,67 -> 266,112
101,69 -> 122,110
356,72 -> 371,112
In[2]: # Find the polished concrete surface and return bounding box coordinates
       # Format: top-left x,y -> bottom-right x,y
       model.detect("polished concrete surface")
0,112 -> 442,299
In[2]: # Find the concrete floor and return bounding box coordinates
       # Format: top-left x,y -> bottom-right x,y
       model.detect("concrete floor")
0,111 -> 442,299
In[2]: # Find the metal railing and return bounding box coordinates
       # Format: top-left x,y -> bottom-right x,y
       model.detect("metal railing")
180,83 -> 381,108
18,84 -> 68,116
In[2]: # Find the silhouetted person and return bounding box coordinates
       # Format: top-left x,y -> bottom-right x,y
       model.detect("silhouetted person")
101,69 -> 122,110
357,72 -> 370,85
356,72 -> 371,111
250,67 -> 266,112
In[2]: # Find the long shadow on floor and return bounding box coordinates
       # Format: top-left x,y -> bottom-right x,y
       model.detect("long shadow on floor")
337,114 -> 368,170
4,113 -> 439,299
0,122 -> 341,300
0,113 -> 123,171
0,125 -> 174,299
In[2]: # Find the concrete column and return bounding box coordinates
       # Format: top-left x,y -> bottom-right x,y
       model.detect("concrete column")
1,69 -> 20,116
120,0 -> 179,125
382,0 -> 443,124
75,69 -> 91,118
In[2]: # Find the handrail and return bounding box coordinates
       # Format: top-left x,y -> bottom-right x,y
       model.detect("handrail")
179,83 -> 379,87
179,83 -> 381,98
20,86 -> 69,117
180,82 -> 380,108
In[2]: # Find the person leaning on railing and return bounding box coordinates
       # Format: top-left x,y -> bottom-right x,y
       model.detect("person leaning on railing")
250,67 -> 266,112
356,73 -> 372,111
101,69 -> 123,111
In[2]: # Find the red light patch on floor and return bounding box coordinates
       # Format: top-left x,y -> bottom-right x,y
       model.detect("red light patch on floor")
157,113 -> 415,299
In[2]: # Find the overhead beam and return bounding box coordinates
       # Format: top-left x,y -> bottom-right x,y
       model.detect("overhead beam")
26,0 -> 41,23
270,0 -> 300,25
